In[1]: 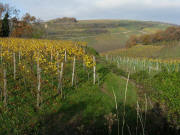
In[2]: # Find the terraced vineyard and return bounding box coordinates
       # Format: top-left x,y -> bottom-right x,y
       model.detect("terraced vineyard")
43,20 -> 171,52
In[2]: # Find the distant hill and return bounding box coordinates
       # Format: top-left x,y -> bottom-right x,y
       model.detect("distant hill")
48,17 -> 77,23
42,19 -> 172,52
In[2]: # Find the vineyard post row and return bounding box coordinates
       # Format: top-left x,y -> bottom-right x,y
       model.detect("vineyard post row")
0,38 -> 97,108
105,54 -> 180,73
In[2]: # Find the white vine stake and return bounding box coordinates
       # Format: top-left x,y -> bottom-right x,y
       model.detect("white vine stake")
93,56 -> 96,85
72,56 -> 76,86
13,52 -> 16,80
3,69 -> 7,107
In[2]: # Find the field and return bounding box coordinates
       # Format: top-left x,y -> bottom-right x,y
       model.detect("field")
43,20 -> 171,52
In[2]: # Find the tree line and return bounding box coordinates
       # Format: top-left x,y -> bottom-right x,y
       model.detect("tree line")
126,26 -> 180,48
0,3 -> 45,38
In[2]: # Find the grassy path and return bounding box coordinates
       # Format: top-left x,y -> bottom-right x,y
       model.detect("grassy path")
35,72 -> 139,134
103,73 -> 137,107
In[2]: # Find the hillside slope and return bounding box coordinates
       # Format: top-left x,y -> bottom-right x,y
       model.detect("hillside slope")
43,19 -> 171,52
104,44 -> 180,59
0,38 -> 179,135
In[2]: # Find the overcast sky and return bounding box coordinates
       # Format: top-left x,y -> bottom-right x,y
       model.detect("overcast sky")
2,0 -> 180,24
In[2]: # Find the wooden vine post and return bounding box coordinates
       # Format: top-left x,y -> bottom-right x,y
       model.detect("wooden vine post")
57,52 -> 60,93
156,62 -> 159,71
57,52 -> 64,96
51,49 -> 53,62
83,60 -> 85,70
117,61 -> 120,68
72,56 -> 76,86
0,45 -> 2,63
0,86 -> 2,102
0,46 -> 2,101
60,62 -> 63,97
64,49 -> 67,62
3,69 -> 7,107
18,51 -> 21,62
37,52 -> 41,108
83,49 -> 86,70
106,55 -> 108,61
13,52 -> 16,80
93,56 -> 96,85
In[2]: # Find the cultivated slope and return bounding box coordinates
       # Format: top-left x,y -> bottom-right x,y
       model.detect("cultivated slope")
43,19 -> 171,52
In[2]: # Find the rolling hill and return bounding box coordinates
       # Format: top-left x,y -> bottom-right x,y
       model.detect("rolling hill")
42,19 -> 171,52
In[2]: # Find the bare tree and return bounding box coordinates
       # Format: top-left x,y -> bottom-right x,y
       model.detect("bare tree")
0,3 -> 19,19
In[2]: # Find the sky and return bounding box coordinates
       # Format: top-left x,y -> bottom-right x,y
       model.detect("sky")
2,0 -> 180,24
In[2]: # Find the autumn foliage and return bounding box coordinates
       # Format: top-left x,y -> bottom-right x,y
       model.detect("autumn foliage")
0,2 -> 44,38
10,13 -> 36,37
126,26 -> 180,48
